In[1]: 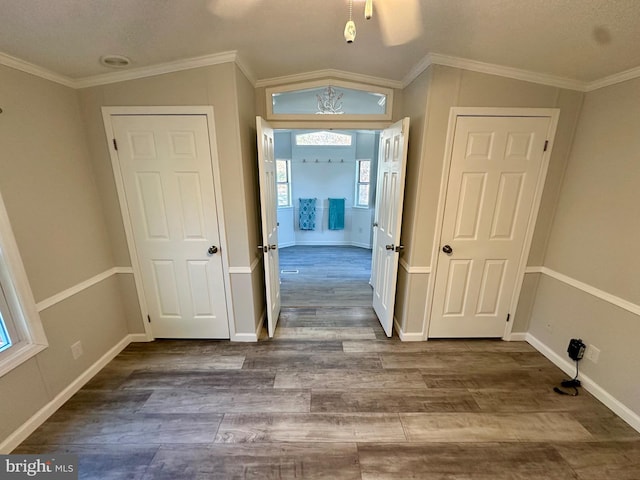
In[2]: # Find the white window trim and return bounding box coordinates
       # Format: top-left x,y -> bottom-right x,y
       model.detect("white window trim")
355,159 -> 372,208
276,159 -> 292,208
0,189 -> 48,377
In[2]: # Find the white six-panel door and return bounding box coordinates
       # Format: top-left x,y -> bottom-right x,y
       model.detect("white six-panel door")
372,118 -> 410,336
256,117 -> 281,337
429,115 -> 552,338
112,114 -> 229,338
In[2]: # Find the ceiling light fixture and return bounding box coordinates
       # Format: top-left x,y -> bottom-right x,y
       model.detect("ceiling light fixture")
100,55 -> 131,68
344,0 -> 356,43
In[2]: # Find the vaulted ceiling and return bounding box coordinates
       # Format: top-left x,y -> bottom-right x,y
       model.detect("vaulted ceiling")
1,0 -> 639,85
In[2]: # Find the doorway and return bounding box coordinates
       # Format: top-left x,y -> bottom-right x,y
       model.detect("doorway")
275,128 -> 378,309
103,107 -> 232,340
257,117 -> 410,338
428,109 -> 559,339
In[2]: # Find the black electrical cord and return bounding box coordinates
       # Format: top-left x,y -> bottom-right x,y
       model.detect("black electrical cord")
553,359 -> 581,396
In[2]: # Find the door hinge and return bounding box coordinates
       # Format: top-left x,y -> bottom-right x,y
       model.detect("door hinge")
147,314 -> 151,323
506,313 -> 511,323
543,140 -> 549,152
113,138 -> 118,151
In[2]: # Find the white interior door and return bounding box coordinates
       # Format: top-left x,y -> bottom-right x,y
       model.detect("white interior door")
429,115 -> 552,338
372,118 -> 410,336
256,116 -> 281,337
112,114 -> 229,338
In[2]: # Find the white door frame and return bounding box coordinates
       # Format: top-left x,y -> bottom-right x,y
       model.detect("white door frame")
423,107 -> 560,341
101,106 -> 236,341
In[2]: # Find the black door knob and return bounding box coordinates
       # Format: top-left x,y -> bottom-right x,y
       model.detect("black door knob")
208,245 -> 218,255
442,245 -> 453,255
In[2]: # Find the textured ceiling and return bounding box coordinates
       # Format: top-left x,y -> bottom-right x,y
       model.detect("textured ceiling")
0,0 -> 639,83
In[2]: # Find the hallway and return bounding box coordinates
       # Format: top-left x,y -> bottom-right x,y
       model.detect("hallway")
279,246 -> 373,307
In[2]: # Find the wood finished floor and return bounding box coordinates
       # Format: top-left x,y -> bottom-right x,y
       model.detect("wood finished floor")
14,306 -> 640,479
279,246 -> 373,307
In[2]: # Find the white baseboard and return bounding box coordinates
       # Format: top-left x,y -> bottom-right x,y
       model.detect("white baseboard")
282,241 -> 372,249
294,240 -> 352,246
0,334 -> 135,454
394,317 -> 423,342
129,333 -> 152,342
231,310 -> 264,342
526,333 -> 640,434
506,332 -> 527,341
232,333 -> 259,342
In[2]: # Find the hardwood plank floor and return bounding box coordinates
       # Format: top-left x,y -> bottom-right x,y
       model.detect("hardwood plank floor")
14,306 -> 640,479
279,246 -> 373,307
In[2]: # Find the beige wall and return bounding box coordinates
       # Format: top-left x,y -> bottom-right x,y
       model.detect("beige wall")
397,65 -> 584,335
233,64 -> 264,331
78,63 -> 262,336
529,77 -> 640,415
394,67 -> 432,334
0,65 -> 129,446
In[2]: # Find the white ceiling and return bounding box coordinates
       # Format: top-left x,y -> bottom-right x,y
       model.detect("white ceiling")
1,0 -> 639,85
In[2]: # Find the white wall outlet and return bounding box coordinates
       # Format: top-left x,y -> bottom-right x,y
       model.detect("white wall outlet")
586,344 -> 601,363
71,341 -> 83,360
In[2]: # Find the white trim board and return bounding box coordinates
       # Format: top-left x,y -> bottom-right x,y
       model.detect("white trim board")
0,51 -> 75,88
232,309 -> 265,342
393,317 -> 423,342
36,267 -> 133,312
228,256 -> 262,275
402,53 -> 587,91
3,47 -> 640,94
75,51 -> 239,88
525,266 -> 640,317
526,333 -> 640,434
255,69 -> 402,89
0,333 -> 135,454
399,258 -> 431,274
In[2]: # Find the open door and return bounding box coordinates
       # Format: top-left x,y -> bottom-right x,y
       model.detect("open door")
256,116 -> 281,337
372,118 -> 410,336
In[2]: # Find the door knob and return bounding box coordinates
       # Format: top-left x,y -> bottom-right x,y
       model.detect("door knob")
207,245 -> 219,255
269,244 -> 277,250
258,245 -> 268,253
373,222 -> 379,227
395,245 -> 404,252
385,244 -> 394,250
442,245 -> 453,255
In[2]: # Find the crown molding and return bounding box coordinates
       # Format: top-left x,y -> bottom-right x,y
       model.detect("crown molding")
403,52 -> 589,92
74,51 -> 239,88
3,46 -> 640,94
585,64 -> 640,92
234,53 -> 257,86
255,69 -> 403,89
0,51 -> 75,88
401,54 -> 435,88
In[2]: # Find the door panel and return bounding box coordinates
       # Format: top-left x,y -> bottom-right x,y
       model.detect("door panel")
112,114 -> 229,339
256,117 -> 281,337
372,118 -> 410,336
429,115 -> 551,338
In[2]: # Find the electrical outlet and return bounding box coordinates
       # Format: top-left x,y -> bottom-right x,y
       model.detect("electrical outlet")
71,341 -> 83,360
586,344 -> 601,363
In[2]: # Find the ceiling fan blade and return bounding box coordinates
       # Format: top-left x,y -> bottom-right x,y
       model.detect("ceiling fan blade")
376,0 -> 423,46
208,0 -> 263,19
